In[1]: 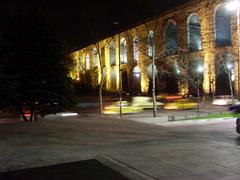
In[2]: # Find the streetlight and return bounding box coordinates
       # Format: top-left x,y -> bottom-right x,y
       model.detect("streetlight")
197,65 -> 203,114
226,0 -> 240,101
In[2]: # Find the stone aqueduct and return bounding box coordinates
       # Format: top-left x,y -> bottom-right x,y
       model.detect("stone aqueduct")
70,0 -> 239,96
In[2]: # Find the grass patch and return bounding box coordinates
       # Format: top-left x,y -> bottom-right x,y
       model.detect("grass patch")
193,112 -> 240,120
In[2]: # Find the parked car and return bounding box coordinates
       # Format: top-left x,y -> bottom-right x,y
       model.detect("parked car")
228,104 -> 240,112
103,101 -> 143,114
228,108 -> 240,134
236,118 -> 240,134
212,95 -> 238,106
131,96 -> 164,109
163,99 -> 197,110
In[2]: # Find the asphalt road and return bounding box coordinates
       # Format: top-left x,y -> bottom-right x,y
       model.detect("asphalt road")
0,113 -> 239,179
75,96 -> 227,115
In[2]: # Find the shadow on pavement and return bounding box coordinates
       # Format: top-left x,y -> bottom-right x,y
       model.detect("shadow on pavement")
0,159 -> 129,180
235,136 -> 240,146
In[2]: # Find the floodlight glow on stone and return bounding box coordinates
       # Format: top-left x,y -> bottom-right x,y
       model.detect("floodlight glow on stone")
197,66 -> 203,73
226,0 -> 240,11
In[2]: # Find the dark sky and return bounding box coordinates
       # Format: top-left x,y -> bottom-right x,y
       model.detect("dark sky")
0,0 -> 191,51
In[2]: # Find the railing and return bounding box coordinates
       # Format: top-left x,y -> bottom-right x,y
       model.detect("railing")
168,112 -> 221,122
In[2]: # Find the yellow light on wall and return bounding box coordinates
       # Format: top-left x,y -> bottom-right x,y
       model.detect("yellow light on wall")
141,74 -> 149,93
203,57 -> 210,94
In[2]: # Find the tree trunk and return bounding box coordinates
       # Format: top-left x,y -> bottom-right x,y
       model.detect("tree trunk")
152,48 -> 156,117
99,84 -> 103,117
99,60 -> 104,117
31,108 -> 39,121
34,111 -> 38,121
30,109 -> 33,122
228,72 -> 234,105
98,48 -> 104,117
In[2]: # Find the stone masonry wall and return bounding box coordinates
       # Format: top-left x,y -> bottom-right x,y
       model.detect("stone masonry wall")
71,0 -> 239,96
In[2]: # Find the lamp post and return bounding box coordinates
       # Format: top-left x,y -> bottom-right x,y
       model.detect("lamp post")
226,0 -> 240,101
197,65 -> 203,114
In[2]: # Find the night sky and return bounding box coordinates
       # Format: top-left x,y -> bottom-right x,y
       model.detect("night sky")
0,0 -> 192,51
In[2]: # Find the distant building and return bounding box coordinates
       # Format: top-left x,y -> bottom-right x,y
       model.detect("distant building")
70,0 -> 238,97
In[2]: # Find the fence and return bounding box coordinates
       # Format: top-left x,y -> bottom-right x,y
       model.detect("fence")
168,112 -> 224,122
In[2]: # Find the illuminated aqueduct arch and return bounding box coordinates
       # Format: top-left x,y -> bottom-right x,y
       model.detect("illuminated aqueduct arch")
71,0 -> 239,96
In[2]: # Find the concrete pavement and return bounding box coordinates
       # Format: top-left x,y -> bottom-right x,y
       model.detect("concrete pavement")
111,101 -> 230,126
120,110 -> 237,127
0,114 -> 240,179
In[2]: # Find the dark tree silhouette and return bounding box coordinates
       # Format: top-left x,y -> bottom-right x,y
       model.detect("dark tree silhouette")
0,13 -> 74,121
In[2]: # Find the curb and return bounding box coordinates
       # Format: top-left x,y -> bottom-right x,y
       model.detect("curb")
122,116 -> 236,127
160,117 -> 236,126
96,155 -> 158,180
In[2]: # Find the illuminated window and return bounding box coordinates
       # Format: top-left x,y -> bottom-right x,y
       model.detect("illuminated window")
147,31 -> 155,58
216,54 -> 234,95
190,57 -> 203,75
93,48 -> 98,67
188,14 -> 202,51
215,5 -> 232,47
132,66 -> 141,95
111,67 -> 117,89
120,38 -> 128,64
109,41 -> 116,65
133,36 -> 139,62
86,53 -> 90,70
188,57 -> 203,96
165,20 -> 178,55
133,66 -> 141,78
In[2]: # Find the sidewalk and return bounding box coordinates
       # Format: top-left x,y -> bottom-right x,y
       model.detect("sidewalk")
0,114 -> 239,179
116,103 -> 236,126
122,113 -> 237,126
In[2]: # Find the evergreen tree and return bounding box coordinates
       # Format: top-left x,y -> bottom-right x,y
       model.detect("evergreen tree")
0,13 -> 74,121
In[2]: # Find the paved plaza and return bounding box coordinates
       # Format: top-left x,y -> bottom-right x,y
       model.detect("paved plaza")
0,109 -> 240,179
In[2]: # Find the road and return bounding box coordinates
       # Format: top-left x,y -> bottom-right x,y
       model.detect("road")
0,113 -> 239,179
75,97 -> 227,117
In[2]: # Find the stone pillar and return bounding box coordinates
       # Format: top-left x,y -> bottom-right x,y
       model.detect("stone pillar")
105,41 -> 111,91
138,30 -> 149,94
232,14 -> 239,96
200,1 -> 216,96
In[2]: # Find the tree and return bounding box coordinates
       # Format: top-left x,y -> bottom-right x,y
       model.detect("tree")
83,7 -> 113,117
215,54 -> 234,104
157,49 -> 203,112
0,13 -> 74,121
123,18 -> 160,117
